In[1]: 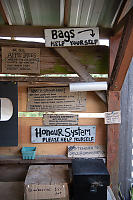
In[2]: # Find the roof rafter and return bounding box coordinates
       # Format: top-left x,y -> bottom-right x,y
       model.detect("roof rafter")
0,0 -> 9,24
113,0 -> 128,29
109,9 -> 133,91
64,0 -> 70,27
114,6 -> 133,33
0,24 -> 113,39
55,47 -> 107,103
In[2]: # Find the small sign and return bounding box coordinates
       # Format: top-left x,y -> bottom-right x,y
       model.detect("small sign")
27,87 -> 86,112
25,184 -> 66,200
45,28 -> 99,47
2,47 -> 40,74
43,114 -> 78,126
31,126 -> 96,143
104,111 -> 121,124
68,145 -> 106,158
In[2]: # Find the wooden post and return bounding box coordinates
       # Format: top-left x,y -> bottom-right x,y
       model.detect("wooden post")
107,91 -> 120,199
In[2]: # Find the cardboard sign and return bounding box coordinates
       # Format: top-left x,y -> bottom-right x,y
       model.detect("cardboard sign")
45,28 -> 99,47
31,126 -> 96,143
68,145 -> 106,158
27,87 -> 86,112
2,47 -> 40,74
43,114 -> 78,126
25,184 -> 66,200
104,111 -> 121,124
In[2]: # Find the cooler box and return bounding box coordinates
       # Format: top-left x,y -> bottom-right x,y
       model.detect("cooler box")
72,158 -> 110,200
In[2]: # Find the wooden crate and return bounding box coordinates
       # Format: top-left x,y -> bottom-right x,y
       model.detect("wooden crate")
24,165 -> 69,200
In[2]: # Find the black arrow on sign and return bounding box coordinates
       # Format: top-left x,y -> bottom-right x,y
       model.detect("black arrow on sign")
78,29 -> 95,37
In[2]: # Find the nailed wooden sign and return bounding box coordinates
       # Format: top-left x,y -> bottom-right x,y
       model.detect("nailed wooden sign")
31,126 -> 96,143
43,114 -> 79,126
104,111 -> 121,124
2,47 -> 40,74
68,145 -> 106,158
45,28 -> 99,47
27,87 -> 86,112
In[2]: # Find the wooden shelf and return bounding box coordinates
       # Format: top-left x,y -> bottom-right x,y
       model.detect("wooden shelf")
0,155 -> 72,165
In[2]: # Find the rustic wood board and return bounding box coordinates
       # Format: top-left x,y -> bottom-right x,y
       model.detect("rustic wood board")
31,125 -> 96,143
2,47 -> 40,74
43,114 -> 79,126
68,145 -> 106,158
27,87 -> 87,112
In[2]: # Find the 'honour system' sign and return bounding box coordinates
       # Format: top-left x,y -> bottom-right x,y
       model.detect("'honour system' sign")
31,126 -> 96,143
45,28 -> 99,47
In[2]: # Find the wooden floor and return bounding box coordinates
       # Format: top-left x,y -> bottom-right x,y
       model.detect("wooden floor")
0,182 -> 24,200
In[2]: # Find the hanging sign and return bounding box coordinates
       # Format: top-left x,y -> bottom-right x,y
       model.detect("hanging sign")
0,98 -> 13,121
2,47 -> 40,74
27,87 -> 86,112
43,114 -> 79,126
104,111 -> 121,124
31,126 -> 96,143
68,145 -> 106,158
45,28 -> 99,47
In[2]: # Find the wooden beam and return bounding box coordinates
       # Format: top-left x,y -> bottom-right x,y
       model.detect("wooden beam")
113,0 -> 127,29
0,25 -> 113,39
64,0 -> 70,27
114,6 -> 133,33
0,76 -> 81,83
0,1 -> 9,24
107,91 -> 120,199
0,39 -> 45,48
55,47 -> 107,103
109,11 -> 133,90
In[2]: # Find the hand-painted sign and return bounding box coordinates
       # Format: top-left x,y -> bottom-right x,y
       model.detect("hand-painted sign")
2,47 -> 40,74
27,87 -> 86,112
31,126 -> 96,143
68,145 -> 106,158
0,98 -> 13,121
43,114 -> 79,126
45,28 -> 99,47
104,111 -> 121,124
25,184 -> 66,200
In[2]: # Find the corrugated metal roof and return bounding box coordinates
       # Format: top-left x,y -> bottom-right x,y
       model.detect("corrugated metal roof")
0,0 -> 132,28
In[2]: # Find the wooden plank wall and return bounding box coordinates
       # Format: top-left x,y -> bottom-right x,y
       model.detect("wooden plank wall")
119,59 -> 133,199
0,82 -> 107,156
0,46 -> 109,75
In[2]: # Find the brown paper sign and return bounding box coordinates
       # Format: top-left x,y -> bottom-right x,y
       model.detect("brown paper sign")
68,145 -> 106,158
2,47 -> 40,74
25,184 -> 66,200
43,114 -> 79,126
27,87 -> 86,112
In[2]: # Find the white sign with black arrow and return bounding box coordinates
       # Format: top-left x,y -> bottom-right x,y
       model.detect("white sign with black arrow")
45,27 -> 99,47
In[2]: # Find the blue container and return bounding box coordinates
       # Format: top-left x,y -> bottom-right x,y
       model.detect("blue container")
21,147 -> 36,160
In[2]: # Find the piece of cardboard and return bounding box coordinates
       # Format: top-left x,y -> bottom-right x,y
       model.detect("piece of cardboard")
25,184 -> 68,200
2,47 -> 40,74
104,111 -> 121,124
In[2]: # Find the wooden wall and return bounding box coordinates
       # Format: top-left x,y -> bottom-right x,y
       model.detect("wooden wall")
0,82 -> 107,156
